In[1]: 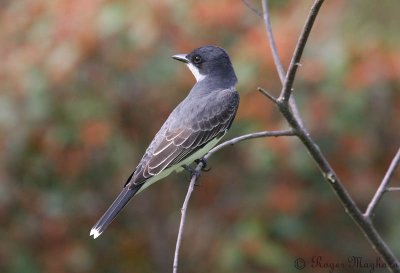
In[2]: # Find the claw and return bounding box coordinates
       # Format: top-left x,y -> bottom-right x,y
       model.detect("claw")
182,164 -> 201,178
195,158 -> 211,172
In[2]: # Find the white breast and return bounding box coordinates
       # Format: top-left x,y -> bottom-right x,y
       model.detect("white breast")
186,63 -> 206,82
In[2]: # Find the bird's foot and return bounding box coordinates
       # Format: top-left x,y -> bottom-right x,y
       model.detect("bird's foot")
195,158 -> 211,172
182,159 -> 210,186
182,164 -> 201,178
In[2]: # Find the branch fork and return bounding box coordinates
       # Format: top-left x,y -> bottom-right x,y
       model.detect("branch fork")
257,0 -> 400,271
364,148 -> 400,218
173,1 -> 400,272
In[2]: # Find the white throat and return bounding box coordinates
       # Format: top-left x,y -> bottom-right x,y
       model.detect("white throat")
186,63 -> 206,82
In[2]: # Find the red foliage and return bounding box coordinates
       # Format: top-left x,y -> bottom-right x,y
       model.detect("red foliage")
346,45 -> 400,89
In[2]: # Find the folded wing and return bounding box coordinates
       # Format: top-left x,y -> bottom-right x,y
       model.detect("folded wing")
126,88 -> 239,188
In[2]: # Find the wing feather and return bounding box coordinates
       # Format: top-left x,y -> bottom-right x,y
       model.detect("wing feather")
126,88 -> 239,187
152,140 -> 174,156
148,147 -> 183,175
172,128 -> 193,146
165,128 -> 185,141
148,142 -> 179,169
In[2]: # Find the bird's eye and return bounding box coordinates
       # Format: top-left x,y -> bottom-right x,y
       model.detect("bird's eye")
192,55 -> 202,64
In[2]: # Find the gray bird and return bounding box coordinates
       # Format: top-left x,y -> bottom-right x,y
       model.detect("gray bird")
90,45 -> 240,239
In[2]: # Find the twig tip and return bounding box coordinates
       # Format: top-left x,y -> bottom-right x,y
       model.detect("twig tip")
257,87 -> 278,104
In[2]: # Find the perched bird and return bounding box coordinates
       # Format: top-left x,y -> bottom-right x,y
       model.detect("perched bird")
90,45 -> 240,239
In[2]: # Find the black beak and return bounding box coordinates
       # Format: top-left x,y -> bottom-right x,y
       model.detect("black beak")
172,54 -> 189,63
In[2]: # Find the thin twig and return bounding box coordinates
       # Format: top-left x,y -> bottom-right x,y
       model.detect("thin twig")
293,119 -> 400,273
261,0 -> 285,83
206,129 -> 295,158
242,0 -> 263,17
260,0 -> 400,272
172,129 -> 294,272
364,148 -> 400,218
173,162 -> 203,273
260,0 -> 304,128
387,187 -> 400,192
278,0 -> 325,104
257,87 -> 278,104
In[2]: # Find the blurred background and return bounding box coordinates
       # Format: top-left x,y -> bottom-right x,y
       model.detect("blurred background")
1,0 -> 399,272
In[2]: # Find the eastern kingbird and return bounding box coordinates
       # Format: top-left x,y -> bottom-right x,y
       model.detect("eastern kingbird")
90,45 -> 239,239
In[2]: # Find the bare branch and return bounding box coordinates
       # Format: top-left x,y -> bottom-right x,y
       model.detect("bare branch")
206,129 -> 295,159
174,1 -> 400,273
293,120 -> 400,272
387,187 -> 400,192
259,0 -> 400,271
260,0 -> 304,128
172,129 -> 294,272
364,148 -> 400,218
242,0 -> 262,17
257,87 -> 278,104
278,0 -> 325,104
261,0 -> 285,83
173,162 -> 203,273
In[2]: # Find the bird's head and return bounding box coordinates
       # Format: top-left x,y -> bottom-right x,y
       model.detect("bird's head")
172,45 -> 237,85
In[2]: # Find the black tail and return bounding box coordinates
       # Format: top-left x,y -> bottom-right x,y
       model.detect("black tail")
90,185 -> 141,239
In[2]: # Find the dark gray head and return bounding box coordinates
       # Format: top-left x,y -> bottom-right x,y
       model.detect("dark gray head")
172,45 -> 237,88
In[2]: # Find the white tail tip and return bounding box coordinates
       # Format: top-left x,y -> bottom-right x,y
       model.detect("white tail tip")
90,228 -> 102,239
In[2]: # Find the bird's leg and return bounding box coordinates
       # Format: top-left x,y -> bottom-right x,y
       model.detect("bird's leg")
182,164 -> 201,178
182,158 -> 210,186
195,158 -> 211,172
